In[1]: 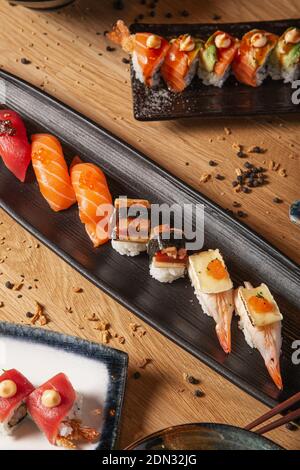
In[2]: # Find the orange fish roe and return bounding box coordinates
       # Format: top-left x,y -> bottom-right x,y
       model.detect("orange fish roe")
248,295 -> 274,313
207,259 -> 228,280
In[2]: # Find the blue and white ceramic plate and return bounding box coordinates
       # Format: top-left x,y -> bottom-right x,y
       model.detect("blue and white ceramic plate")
0,322 -> 128,450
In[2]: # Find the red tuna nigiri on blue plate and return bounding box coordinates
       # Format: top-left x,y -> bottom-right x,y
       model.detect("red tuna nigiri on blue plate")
0,369 -> 34,435
27,372 -> 99,448
0,110 -> 31,182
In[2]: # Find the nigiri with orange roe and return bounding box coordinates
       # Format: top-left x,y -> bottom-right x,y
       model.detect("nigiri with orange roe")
234,282 -> 283,390
107,20 -> 169,87
161,34 -> 202,92
71,160 -> 113,247
188,249 -> 234,354
31,134 -> 76,212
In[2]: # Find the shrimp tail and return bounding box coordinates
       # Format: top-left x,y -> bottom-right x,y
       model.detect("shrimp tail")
266,358 -> 283,390
107,20 -> 134,53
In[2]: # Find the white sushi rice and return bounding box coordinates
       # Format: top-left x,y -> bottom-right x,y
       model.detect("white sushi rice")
269,62 -> 300,83
183,57 -> 199,89
188,264 -> 212,317
0,402 -> 27,436
198,65 -> 231,88
150,262 -> 186,283
57,394 -> 83,438
132,51 -> 164,87
112,239 -> 147,257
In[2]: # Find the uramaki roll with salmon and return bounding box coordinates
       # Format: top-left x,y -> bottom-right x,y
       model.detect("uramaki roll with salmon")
198,31 -> 239,87
269,27 -> 300,83
232,29 -> 278,87
107,20 -> 169,87
161,34 -> 202,92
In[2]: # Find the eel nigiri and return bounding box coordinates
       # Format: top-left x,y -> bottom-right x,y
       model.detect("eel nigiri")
234,282 -> 283,390
71,161 -> 113,247
188,249 -> 234,354
269,27 -> 300,83
0,369 -> 34,435
107,20 -> 169,87
0,109 -> 31,182
27,373 -> 99,448
31,134 -> 76,212
198,31 -> 239,87
232,30 -> 278,87
161,35 -> 202,92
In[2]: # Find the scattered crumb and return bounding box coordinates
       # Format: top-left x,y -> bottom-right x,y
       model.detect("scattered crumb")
118,336 -> 125,344
91,408 -> 102,416
72,287 -> 83,293
87,313 -> 99,321
65,306 -> 73,313
199,173 -> 211,183
0,301 -> 4,308
94,320 -> 110,331
224,127 -> 231,135
31,301 -> 49,326
137,358 -> 152,369
13,282 -> 24,291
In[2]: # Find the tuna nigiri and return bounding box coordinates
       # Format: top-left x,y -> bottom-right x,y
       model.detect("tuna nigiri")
161,35 -> 202,92
27,373 -> 99,448
188,250 -> 234,354
232,30 -> 278,87
31,134 -> 76,212
0,109 -> 31,182
107,20 -> 169,87
71,161 -> 113,247
198,31 -> 239,87
234,282 -> 283,390
0,369 -> 34,435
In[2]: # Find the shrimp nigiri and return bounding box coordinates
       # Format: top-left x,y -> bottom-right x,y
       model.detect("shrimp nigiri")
31,134 -> 76,212
161,34 -> 202,92
107,20 -> 169,87
188,249 -> 234,354
71,160 -> 113,247
234,282 -> 283,390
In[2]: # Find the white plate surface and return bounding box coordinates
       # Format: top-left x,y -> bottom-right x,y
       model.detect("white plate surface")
0,336 -> 108,450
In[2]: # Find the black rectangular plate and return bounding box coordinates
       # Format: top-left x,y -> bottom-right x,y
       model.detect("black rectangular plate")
130,19 -> 300,121
0,70 -> 299,408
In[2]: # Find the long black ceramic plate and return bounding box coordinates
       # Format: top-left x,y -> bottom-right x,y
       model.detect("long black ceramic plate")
0,321 -> 128,450
0,70 -> 299,409
131,19 -> 300,121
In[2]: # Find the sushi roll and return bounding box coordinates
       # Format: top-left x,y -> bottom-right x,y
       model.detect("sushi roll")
188,250 -> 234,354
0,369 -> 34,435
232,29 -> 278,87
198,31 -> 239,87
161,34 -> 202,92
111,198 -> 150,256
107,20 -> 169,87
147,225 -> 187,283
27,373 -> 99,448
234,282 -> 283,390
269,27 -> 300,83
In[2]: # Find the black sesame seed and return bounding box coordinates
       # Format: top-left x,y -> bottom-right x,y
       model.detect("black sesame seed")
165,12 -> 172,18
244,162 -> 253,169
17,294 -> 22,298
96,32 -> 101,36
232,181 -> 239,187
285,422 -> 298,432
194,389 -> 205,398
237,151 -> 246,158
133,371 -> 141,380
21,58 -> 31,65
251,146 -> 264,153
252,180 -> 259,187
209,160 -> 217,167
233,201 -> 241,208
212,14 -> 222,20
122,57 -> 130,64
5,281 -> 14,289
106,46 -> 116,52
26,311 -> 34,319
242,186 -> 251,193
28,285 -> 32,290
237,210 -> 247,218
103,30 -> 109,36
180,10 -> 189,17
237,175 -> 243,183
113,0 -> 124,10
138,13 -> 144,20
188,376 -> 200,385
215,174 -> 225,180
273,197 -> 283,204
149,10 -> 156,17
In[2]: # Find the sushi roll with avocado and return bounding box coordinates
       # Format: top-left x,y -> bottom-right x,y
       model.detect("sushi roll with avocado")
198,31 -> 239,87
147,225 -> 188,283
269,27 -> 300,83
161,35 -> 202,92
111,198 -> 150,257
232,29 -> 278,87
0,369 -> 34,435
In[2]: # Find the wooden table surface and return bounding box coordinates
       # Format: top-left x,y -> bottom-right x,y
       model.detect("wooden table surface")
0,0 -> 299,450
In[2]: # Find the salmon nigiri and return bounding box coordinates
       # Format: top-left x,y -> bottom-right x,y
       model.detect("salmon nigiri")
31,134 -> 76,212
107,20 -> 169,87
71,161 -> 113,247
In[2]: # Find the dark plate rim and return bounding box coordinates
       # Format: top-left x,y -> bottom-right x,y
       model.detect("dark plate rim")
0,320 -> 128,450
126,422 -> 284,450
0,69 -> 299,409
